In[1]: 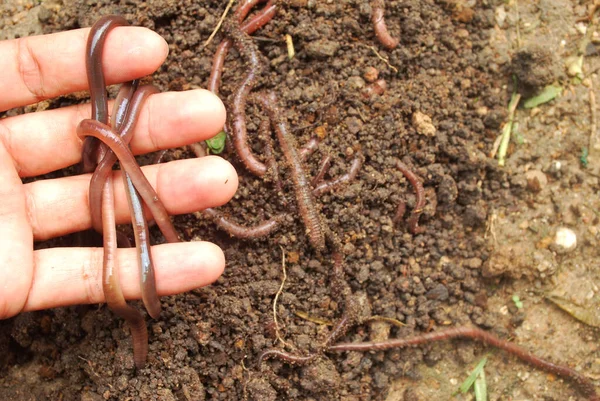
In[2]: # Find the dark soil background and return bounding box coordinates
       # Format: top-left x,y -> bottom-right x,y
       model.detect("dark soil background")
1,0 -> 599,400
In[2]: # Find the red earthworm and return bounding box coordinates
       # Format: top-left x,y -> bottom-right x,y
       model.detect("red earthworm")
122,170 -> 161,319
227,21 -> 268,177
396,160 -> 426,234
202,208 -> 285,239
328,326 -> 599,401
310,154 -> 331,187
299,137 -> 320,162
313,153 -> 363,197
89,85 -> 159,233
110,84 -> 161,319
101,172 -> 148,369
81,15 -> 129,173
208,0 -> 277,94
77,119 -> 180,244
370,0 -> 399,50
253,91 -> 326,251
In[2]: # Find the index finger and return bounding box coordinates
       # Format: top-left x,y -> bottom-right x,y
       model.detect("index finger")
0,25 -> 168,111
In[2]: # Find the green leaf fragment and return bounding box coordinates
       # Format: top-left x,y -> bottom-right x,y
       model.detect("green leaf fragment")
474,368 -> 487,401
581,147 -> 589,168
458,357 -> 487,394
512,295 -> 523,309
523,85 -> 562,109
206,131 -> 227,154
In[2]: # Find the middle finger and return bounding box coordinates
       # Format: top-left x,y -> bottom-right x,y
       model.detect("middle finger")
26,155 -> 238,241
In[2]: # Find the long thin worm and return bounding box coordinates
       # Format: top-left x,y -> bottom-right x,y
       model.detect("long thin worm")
328,326 -> 599,401
227,21 -> 268,177
208,0 -> 276,94
253,91 -> 326,251
81,15 -> 129,173
110,84 -> 161,319
202,207 -> 285,238
89,85 -> 160,234
101,173 -> 148,369
396,160 -> 426,234
370,0 -> 399,50
77,119 -> 180,244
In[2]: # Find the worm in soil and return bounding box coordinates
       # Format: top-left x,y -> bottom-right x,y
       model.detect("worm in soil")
328,326 -> 599,401
370,0 -> 399,50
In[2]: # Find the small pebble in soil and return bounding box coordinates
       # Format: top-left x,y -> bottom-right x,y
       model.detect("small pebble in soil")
553,227 -> 577,253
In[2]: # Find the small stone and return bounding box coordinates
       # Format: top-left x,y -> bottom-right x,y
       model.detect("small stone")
525,170 -> 547,192
305,39 -> 340,58
412,111 -> 436,136
346,76 -> 365,90
363,66 -> 379,83
554,227 -> 577,253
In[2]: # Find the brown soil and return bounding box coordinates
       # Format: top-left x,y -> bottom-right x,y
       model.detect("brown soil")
1,0 -> 599,400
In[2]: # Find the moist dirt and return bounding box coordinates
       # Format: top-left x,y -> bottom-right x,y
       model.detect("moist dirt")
1,0 -> 599,400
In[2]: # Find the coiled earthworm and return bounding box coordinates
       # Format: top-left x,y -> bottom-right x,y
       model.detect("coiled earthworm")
81,15 -> 129,173
395,160 -> 426,234
370,0 -> 399,50
89,84 -> 159,234
77,119 -> 180,244
328,326 -> 599,401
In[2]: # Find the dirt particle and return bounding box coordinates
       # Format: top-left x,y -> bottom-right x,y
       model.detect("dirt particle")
412,111 -> 436,137
247,377 -> 277,401
512,44 -> 560,92
305,39 -> 340,58
525,170 -> 548,193
300,358 -> 341,393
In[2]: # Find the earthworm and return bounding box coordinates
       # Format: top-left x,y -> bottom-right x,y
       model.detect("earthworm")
100,171 -> 148,369
396,161 -> 426,234
298,137 -> 320,162
227,21 -> 268,177
89,85 -> 160,234
253,91 -> 326,251
370,0 -> 399,50
77,119 -> 180,244
81,15 -> 129,173
110,84 -> 161,319
328,326 -> 599,401
122,171 -> 161,319
310,154 -> 331,187
207,0 -> 276,94
312,153 -> 363,197
202,208 -> 285,238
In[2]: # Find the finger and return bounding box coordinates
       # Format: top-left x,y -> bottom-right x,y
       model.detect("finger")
0,139 -> 33,319
1,89 -> 226,177
26,155 -> 238,241
0,26 -> 168,111
23,241 -> 224,313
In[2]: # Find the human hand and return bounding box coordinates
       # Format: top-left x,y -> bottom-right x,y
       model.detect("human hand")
0,25 -> 238,319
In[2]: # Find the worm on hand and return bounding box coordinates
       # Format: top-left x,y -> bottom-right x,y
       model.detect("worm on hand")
81,15 -> 129,173
100,172 -> 148,369
78,119 -> 180,244
370,0 -> 400,50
